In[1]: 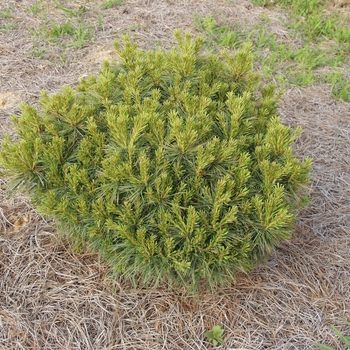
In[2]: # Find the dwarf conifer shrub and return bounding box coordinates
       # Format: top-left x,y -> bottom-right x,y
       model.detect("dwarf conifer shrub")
0,31 -> 312,290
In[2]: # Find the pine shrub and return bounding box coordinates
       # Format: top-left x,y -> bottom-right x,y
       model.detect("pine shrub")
0,31 -> 312,290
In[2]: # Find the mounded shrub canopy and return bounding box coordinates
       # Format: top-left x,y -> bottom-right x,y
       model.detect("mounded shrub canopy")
0,31 -> 312,290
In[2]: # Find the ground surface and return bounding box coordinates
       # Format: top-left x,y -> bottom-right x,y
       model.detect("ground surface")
0,0 -> 349,349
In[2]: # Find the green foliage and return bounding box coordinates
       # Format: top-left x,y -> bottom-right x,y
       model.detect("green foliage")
258,0 -> 350,43
102,0 -> 124,9
204,325 -> 225,346
314,320 -> 350,350
325,71 -> 350,103
251,0 -> 350,46
0,9 -> 12,18
0,31 -> 312,291
194,10 -> 350,102
54,0 -> 87,17
0,23 -> 18,32
29,2 -> 42,16
34,19 -> 93,49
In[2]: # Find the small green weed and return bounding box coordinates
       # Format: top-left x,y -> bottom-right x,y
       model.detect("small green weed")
48,21 -> 75,39
335,26 -> 350,44
32,44 -> 48,59
193,15 -> 243,49
0,9 -> 12,18
32,47 -> 47,59
0,24 -> 18,32
325,71 -> 350,102
199,15 -> 217,32
314,320 -> 350,350
69,22 -> 93,48
291,46 -> 330,69
102,0 -> 123,9
54,0 -> 87,17
29,1 -> 42,15
204,325 -> 225,346
254,28 -> 277,48
36,20 -> 93,49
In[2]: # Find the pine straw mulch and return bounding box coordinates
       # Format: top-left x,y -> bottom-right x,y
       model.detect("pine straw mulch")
0,0 -> 349,349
